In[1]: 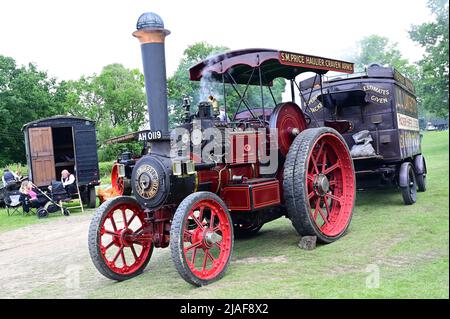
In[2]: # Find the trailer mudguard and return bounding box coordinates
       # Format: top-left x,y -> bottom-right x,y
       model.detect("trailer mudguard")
414,154 -> 427,175
399,162 -> 414,188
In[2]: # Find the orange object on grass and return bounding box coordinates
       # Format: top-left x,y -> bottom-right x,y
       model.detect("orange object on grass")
97,187 -> 121,204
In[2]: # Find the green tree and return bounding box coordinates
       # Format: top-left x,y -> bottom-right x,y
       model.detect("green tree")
66,64 -> 146,131
0,55 -> 67,166
167,42 -> 285,127
95,64 -> 146,131
62,76 -> 104,123
64,64 -> 147,160
351,35 -> 418,79
410,0 -> 449,118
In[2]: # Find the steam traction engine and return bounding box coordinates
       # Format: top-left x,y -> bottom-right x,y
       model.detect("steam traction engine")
88,12 -> 357,286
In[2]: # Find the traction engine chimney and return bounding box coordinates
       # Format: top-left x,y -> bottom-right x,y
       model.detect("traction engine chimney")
133,12 -> 171,141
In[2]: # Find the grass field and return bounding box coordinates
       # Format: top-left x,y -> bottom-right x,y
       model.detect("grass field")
1,130 -> 448,298
0,198 -> 90,232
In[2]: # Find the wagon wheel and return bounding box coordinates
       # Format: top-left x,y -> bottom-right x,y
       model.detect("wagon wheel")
283,127 -> 355,243
111,164 -> 132,196
233,223 -> 263,239
88,196 -> 153,281
170,192 -> 233,286
399,162 -> 417,205
87,186 -> 97,208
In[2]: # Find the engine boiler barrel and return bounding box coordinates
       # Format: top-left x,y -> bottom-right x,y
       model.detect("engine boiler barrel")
133,12 -> 170,137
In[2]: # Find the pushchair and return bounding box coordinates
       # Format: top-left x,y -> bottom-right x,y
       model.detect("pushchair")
31,181 -> 71,218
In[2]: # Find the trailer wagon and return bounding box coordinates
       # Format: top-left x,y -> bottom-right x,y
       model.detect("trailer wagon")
299,64 -> 427,205
22,116 -> 99,208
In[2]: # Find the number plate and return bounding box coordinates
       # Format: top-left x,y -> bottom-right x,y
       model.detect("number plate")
134,130 -> 162,142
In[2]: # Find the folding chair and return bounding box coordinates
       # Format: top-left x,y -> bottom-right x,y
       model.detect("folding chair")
5,192 -> 23,216
21,194 -> 39,216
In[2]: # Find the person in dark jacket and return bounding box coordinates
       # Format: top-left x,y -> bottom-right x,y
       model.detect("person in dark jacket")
2,169 -> 19,186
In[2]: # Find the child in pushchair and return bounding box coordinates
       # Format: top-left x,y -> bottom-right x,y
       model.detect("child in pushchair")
19,181 -> 44,214
28,181 -> 71,218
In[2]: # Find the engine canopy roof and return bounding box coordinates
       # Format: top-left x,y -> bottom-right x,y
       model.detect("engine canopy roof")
189,48 -> 354,85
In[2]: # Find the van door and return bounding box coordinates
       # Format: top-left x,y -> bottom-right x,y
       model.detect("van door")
73,128 -> 99,185
28,127 -> 56,186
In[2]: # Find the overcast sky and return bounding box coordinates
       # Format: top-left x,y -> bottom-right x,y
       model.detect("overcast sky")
0,0 -> 433,81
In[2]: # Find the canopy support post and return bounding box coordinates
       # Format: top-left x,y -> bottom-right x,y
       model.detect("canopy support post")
222,73 -> 227,123
319,74 -> 325,123
290,79 -> 296,102
258,66 -> 265,124
260,72 -> 278,108
226,71 -> 260,124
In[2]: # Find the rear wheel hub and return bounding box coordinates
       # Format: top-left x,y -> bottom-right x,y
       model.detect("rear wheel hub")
314,174 -> 330,196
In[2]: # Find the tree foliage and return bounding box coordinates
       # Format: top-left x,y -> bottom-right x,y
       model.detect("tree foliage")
65,64 -> 146,131
0,55 -> 68,166
351,35 -> 418,79
64,64 -> 147,161
409,0 -> 449,118
0,59 -> 147,165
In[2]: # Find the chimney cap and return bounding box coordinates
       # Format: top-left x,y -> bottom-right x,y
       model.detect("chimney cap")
136,12 -> 165,30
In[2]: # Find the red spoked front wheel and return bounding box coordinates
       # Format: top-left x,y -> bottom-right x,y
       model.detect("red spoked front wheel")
283,127 -> 355,243
170,192 -> 233,286
88,196 -> 153,281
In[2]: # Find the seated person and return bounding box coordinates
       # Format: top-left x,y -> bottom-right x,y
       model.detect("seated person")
61,169 -> 77,194
19,181 -> 40,213
2,168 -> 19,186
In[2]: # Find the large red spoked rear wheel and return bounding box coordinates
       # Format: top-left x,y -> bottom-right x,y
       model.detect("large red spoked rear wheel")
269,102 -> 308,157
283,127 -> 355,243
170,192 -> 233,286
111,164 -> 132,196
88,196 -> 153,281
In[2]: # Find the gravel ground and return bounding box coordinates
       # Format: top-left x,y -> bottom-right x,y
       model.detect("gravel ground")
0,212 -> 169,298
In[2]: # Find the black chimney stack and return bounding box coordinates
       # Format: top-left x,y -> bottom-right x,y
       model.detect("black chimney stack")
133,12 -> 171,152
